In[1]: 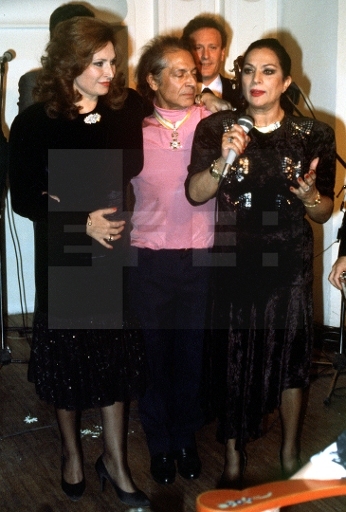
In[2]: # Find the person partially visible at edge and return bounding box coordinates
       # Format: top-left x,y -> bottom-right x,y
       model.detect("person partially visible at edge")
17,2 -> 95,113
263,430 -> 346,512
9,17 -> 150,508
329,228 -> 346,290
181,13 -> 244,110
186,37 -> 336,489
128,35 -> 229,486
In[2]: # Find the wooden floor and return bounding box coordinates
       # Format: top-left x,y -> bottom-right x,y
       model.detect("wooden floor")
1,317 -> 346,512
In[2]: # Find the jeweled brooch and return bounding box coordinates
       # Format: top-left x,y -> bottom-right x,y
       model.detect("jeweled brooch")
84,113 -> 101,124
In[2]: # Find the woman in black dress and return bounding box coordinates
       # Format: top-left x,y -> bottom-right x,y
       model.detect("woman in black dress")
186,38 -> 336,486
9,17 -> 149,507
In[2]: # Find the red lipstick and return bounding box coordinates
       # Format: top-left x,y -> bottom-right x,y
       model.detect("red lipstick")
250,89 -> 265,97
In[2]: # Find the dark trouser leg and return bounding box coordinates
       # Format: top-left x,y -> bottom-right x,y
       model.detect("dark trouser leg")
139,329 -> 175,455
170,328 -> 205,451
129,248 -> 211,455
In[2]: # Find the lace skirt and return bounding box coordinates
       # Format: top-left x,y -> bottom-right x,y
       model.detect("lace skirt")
28,311 -> 146,410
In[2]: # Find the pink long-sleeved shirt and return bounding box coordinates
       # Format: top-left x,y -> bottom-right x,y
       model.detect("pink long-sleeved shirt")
130,104 -> 215,250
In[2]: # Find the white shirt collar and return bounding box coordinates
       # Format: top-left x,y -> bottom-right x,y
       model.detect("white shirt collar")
200,75 -> 223,97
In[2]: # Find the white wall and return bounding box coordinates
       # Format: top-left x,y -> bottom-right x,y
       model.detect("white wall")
1,0 -> 345,326
277,0 -> 344,326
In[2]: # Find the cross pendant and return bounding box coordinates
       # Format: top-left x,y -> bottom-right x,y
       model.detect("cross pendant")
170,139 -> 181,149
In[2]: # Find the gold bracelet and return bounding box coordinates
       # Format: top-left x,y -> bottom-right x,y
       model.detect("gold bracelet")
209,159 -> 222,182
303,191 -> 321,208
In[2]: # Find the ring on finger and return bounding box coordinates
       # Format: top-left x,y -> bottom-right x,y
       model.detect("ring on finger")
228,136 -> 233,142
108,236 -> 113,242
304,185 -> 310,192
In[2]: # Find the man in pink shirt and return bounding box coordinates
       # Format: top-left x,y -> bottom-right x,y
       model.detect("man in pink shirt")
129,36 -> 221,485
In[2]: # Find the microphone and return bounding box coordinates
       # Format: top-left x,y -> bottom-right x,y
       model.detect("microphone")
221,115 -> 254,178
0,50 -> 15,63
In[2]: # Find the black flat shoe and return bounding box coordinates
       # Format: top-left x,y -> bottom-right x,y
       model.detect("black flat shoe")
174,447 -> 201,479
95,456 -> 150,508
217,451 -> 247,490
280,451 -> 302,479
61,477 -> 86,501
216,472 -> 243,490
150,452 -> 176,484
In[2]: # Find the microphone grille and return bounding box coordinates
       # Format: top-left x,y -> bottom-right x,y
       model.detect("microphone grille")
238,115 -> 254,133
4,50 -> 14,62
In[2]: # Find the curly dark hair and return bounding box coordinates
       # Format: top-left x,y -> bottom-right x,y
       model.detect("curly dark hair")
135,35 -> 191,103
34,17 -> 127,119
181,14 -> 227,49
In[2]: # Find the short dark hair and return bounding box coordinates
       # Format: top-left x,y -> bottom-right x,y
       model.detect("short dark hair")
243,38 -> 291,78
49,3 -> 95,36
136,35 -> 190,102
181,14 -> 227,49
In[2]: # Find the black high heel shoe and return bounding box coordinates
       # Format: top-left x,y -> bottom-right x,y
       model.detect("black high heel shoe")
61,456 -> 85,501
95,456 -> 150,508
61,476 -> 86,501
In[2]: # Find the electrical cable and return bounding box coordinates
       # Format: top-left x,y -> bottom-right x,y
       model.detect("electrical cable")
6,190 -> 30,334
0,187 -> 31,366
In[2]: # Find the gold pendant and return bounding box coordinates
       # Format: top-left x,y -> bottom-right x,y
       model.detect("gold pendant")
170,130 -> 181,150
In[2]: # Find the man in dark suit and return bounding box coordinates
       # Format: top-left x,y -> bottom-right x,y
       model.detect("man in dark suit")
18,3 -> 94,113
182,14 -> 243,110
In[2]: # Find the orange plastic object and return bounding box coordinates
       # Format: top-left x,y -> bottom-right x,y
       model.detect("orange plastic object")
196,479 -> 346,512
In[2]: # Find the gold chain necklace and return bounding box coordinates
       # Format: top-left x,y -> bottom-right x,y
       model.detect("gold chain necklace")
154,109 -> 192,149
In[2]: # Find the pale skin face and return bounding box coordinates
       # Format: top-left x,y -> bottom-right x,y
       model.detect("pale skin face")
188,27 -> 225,85
241,47 -> 291,115
147,49 -> 198,110
74,41 -> 116,109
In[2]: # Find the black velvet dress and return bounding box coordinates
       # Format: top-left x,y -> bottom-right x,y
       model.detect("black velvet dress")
186,112 -> 336,448
9,89 -> 145,410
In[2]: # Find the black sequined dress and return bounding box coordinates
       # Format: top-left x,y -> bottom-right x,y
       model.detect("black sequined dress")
186,113 -> 336,448
9,90 -> 145,410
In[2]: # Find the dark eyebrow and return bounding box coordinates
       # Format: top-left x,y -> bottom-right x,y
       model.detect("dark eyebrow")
243,62 -> 279,68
